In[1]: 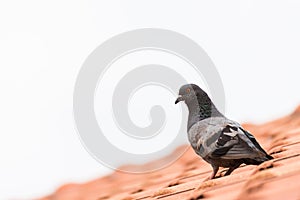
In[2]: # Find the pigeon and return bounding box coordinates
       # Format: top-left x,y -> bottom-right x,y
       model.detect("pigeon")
175,84 -> 273,180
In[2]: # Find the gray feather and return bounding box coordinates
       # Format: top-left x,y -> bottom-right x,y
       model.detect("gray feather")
176,84 -> 273,179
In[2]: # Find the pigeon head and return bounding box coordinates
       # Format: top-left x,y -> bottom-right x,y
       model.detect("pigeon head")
175,84 -> 223,125
175,84 -> 207,105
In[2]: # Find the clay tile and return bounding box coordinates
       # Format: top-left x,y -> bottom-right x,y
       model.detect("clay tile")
38,105 -> 300,200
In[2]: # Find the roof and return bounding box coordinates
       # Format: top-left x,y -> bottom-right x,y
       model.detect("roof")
40,106 -> 300,200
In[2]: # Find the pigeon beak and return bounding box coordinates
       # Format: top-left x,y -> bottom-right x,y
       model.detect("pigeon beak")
175,95 -> 184,104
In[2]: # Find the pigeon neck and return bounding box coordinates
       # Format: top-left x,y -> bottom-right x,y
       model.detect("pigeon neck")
186,95 -> 223,130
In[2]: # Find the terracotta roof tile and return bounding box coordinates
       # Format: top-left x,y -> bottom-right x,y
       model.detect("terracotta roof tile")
40,106 -> 300,200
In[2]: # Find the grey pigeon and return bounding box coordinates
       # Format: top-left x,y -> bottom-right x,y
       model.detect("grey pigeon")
175,84 -> 273,180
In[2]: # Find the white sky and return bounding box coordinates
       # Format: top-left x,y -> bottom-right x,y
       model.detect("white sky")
1,0 -> 300,199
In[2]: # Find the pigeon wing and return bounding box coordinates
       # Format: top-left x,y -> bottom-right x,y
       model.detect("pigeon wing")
208,122 -> 267,160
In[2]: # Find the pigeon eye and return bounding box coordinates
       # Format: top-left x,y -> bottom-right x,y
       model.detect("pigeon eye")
186,88 -> 191,93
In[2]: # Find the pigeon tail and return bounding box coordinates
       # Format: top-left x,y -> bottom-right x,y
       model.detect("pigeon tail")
266,154 -> 274,160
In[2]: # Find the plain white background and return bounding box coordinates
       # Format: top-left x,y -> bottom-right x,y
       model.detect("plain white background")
1,0 -> 300,199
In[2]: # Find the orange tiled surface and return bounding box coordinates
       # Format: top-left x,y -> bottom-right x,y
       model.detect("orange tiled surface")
40,106 -> 300,200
